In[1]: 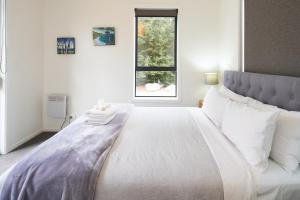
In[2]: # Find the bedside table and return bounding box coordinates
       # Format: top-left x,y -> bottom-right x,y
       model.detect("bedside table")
198,100 -> 204,108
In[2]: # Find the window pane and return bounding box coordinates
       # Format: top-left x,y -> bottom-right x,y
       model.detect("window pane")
137,17 -> 175,67
136,71 -> 176,97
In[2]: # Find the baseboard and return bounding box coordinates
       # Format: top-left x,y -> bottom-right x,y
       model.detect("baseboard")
5,129 -> 43,154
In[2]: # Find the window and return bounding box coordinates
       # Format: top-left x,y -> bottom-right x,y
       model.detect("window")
135,9 -> 178,97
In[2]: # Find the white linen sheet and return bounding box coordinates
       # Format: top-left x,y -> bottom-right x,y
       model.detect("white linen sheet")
254,160 -> 300,200
189,108 -> 257,200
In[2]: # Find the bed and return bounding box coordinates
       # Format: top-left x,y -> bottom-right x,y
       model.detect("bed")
0,71 -> 300,200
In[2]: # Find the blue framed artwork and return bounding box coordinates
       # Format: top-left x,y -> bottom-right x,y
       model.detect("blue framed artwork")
57,37 -> 75,54
93,27 -> 115,46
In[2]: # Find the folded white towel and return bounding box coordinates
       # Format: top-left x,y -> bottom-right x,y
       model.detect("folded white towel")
86,115 -> 113,122
86,107 -> 116,117
85,113 -> 116,126
86,112 -> 115,119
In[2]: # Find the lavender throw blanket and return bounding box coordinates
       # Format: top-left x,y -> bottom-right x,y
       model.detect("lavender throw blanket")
0,105 -> 132,200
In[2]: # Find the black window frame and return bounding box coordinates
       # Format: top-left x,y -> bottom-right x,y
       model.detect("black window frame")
135,9 -> 178,98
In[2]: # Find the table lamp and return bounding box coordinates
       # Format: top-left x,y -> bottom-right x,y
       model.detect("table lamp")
204,72 -> 218,85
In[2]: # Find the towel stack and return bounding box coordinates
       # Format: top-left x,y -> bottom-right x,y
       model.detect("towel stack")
85,100 -> 116,126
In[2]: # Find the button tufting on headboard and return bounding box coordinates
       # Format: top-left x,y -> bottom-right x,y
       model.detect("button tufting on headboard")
224,71 -> 300,111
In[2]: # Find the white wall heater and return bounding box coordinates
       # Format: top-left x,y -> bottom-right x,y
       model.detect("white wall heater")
47,94 -> 68,119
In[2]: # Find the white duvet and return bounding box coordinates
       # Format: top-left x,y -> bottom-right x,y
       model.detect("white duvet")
94,107 -> 256,200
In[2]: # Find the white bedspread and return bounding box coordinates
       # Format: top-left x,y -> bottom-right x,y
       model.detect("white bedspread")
94,107 -> 255,200
95,107 -> 223,200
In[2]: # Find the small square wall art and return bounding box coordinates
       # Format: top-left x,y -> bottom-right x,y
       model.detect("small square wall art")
93,27 -> 115,46
57,37 -> 75,54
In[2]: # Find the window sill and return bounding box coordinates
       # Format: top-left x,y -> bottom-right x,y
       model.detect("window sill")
131,96 -> 180,104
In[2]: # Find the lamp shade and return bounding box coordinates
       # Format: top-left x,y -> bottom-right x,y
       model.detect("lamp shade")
204,72 -> 218,85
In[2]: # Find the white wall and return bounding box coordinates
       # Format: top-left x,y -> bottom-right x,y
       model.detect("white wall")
219,0 -> 241,81
3,0 -> 44,153
0,0 -> 241,152
43,0 -> 228,130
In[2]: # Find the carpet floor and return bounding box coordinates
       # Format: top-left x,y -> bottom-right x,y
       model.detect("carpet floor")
0,132 -> 55,175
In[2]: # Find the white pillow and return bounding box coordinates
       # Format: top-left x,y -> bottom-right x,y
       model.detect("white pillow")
246,97 -> 279,111
245,97 -> 300,172
215,95 -> 300,171
246,97 -> 265,107
222,100 -> 280,171
219,85 -> 248,104
202,87 -> 230,128
270,110 -> 300,172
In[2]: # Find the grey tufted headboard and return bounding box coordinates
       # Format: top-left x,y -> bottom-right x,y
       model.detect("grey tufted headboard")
224,71 -> 300,111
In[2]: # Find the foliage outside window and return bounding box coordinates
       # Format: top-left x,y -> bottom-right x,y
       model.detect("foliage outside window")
135,9 -> 178,97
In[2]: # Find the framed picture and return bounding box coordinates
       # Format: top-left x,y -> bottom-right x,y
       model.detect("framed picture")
57,37 -> 75,54
93,27 -> 115,46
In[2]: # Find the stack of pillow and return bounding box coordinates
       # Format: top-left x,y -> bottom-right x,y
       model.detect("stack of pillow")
202,86 -> 300,173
